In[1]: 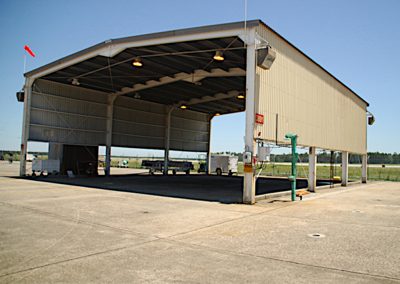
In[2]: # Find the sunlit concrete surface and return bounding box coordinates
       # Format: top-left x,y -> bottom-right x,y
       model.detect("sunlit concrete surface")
0,161 -> 399,283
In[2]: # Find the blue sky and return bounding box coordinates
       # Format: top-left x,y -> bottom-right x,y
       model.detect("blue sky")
0,0 -> 399,156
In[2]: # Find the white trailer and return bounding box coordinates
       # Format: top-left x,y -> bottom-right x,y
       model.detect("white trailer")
141,160 -> 193,175
211,155 -> 238,176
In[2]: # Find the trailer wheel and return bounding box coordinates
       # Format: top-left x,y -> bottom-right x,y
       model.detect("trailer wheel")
172,169 -> 177,175
216,168 -> 222,176
228,170 -> 233,176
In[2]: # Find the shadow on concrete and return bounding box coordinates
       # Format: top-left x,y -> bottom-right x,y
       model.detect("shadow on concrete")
15,174 -> 318,204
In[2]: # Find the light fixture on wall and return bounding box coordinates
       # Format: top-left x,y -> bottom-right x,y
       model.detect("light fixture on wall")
237,94 -> 245,99
257,46 -> 276,70
72,78 -> 80,86
367,111 -> 375,125
132,57 -> 143,67
213,50 -> 224,61
180,105 -> 187,109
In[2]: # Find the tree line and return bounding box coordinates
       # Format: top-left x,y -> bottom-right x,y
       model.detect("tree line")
1,150 -> 399,165
214,151 -> 400,164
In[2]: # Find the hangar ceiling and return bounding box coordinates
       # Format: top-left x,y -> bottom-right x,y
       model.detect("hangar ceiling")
42,36 -> 247,115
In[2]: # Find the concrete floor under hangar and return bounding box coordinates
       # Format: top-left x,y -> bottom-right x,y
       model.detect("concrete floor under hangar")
26,171 -> 333,204
4,162 -> 334,203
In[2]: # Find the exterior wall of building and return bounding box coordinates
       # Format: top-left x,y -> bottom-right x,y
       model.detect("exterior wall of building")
30,79 -> 108,146
113,96 -> 210,152
29,79 -> 210,152
255,25 -> 368,154
112,96 -> 166,150
170,110 -> 210,152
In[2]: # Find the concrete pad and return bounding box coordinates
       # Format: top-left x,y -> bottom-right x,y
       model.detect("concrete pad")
174,213 -> 400,279
262,182 -> 400,227
174,182 -> 400,279
2,240 -> 397,283
0,202 -> 154,277
0,164 -> 399,283
0,178 -> 267,239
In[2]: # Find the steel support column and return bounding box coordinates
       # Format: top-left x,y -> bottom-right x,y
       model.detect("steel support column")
308,147 -> 317,192
361,154 -> 368,183
105,95 -> 117,176
164,106 -> 173,175
19,78 -> 34,176
243,28 -> 257,204
341,151 -> 349,186
206,115 -> 213,174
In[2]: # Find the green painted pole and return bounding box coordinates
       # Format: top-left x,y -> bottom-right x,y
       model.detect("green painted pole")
285,133 -> 298,201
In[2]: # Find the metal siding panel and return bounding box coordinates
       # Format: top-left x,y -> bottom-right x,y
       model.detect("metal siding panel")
170,109 -> 209,152
112,96 -> 166,149
29,80 -> 210,152
112,97 -> 210,152
255,26 -> 367,154
29,80 -> 107,146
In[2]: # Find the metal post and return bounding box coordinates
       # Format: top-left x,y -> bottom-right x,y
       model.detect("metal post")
285,133 -> 298,201
341,151 -> 349,186
361,154 -> 367,183
206,115 -> 213,174
308,146 -> 317,192
243,28 -> 257,204
19,78 -> 33,176
105,95 -> 117,176
164,106 -> 173,175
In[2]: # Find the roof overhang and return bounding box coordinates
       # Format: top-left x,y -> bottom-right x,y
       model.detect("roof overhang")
26,21 -> 259,115
24,19 -> 369,112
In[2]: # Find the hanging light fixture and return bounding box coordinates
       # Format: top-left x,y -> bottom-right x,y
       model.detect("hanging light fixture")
180,105 -> 187,109
72,78 -> 80,86
237,94 -> 245,99
132,57 -> 143,67
213,50 -> 224,61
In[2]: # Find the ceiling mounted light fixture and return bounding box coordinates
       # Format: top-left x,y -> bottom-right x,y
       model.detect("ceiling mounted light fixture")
215,113 -> 221,116
72,78 -> 80,86
132,57 -> 143,67
180,105 -> 187,109
237,94 -> 245,99
213,50 -> 224,61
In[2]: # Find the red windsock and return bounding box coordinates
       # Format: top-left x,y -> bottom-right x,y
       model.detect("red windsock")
24,45 -> 35,57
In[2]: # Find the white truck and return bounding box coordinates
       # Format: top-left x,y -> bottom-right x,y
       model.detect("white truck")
210,155 -> 238,176
117,160 -> 129,168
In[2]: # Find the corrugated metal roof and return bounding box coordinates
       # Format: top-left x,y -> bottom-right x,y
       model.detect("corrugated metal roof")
25,19 -> 368,108
25,20 -> 258,78
39,36 -> 247,115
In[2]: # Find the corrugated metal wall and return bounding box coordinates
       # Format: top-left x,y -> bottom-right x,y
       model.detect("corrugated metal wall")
255,25 -> 367,154
30,79 -> 108,146
113,96 -> 166,150
29,79 -> 210,152
113,96 -> 209,152
170,110 -> 210,152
